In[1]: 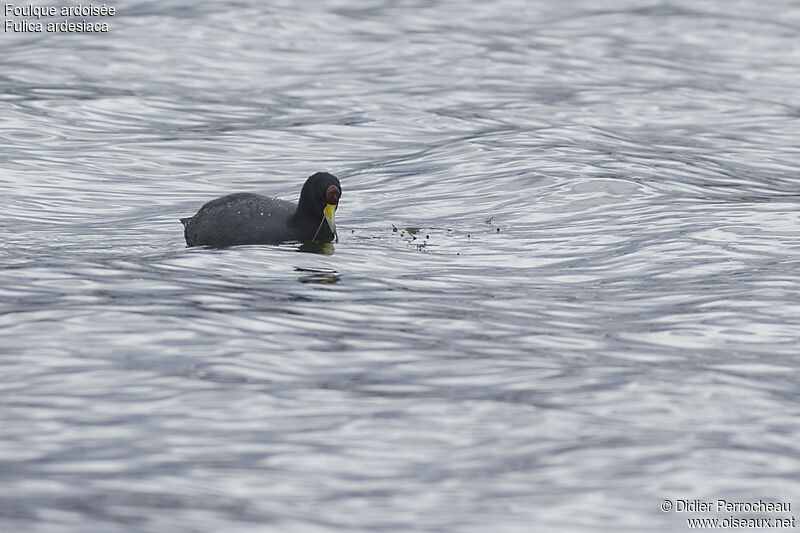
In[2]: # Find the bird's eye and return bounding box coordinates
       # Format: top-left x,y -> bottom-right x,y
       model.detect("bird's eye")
326,185 -> 340,205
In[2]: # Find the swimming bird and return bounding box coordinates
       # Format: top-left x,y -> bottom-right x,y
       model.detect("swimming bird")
181,172 -> 341,247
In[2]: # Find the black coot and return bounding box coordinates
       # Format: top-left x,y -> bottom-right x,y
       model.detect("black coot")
181,172 -> 341,247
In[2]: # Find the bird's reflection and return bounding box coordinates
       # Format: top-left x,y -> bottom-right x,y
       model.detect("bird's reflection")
298,241 -> 335,255
295,267 -> 340,284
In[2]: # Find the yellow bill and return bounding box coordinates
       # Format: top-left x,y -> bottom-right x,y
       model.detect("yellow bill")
324,204 -> 337,234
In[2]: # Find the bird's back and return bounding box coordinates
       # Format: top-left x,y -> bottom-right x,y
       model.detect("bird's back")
182,193 -> 297,247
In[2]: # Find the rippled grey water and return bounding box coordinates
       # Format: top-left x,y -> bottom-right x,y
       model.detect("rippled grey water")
2,1 -> 800,531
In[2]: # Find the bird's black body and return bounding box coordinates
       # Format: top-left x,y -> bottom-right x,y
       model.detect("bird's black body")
181,172 -> 341,247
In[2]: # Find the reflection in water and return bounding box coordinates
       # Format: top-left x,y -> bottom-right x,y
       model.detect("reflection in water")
297,241 -> 335,255
295,267 -> 340,284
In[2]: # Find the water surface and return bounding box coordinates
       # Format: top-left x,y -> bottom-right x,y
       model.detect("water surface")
2,1 -> 800,531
